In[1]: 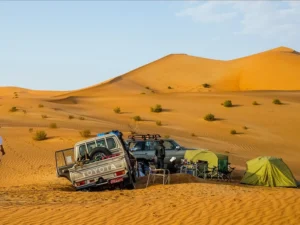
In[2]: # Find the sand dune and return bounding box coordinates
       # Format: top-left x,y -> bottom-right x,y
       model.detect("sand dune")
54,46 -> 300,98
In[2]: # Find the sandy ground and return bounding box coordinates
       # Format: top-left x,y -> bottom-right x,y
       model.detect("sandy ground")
1,47 -> 300,224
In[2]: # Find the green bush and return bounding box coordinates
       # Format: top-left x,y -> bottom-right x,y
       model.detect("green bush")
133,116 -> 141,121
80,129 -> 91,138
151,104 -> 163,113
223,100 -> 233,107
230,130 -> 237,135
114,107 -> 121,114
41,114 -> 48,119
273,99 -> 282,105
79,116 -> 85,120
68,115 -> 74,119
33,130 -> 47,141
252,101 -> 259,106
202,83 -> 211,88
9,107 -> 17,112
49,123 -> 57,129
204,113 -> 215,121
156,121 -> 162,126
38,104 -> 44,108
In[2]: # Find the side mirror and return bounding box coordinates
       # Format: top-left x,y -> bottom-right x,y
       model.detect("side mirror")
176,146 -> 181,150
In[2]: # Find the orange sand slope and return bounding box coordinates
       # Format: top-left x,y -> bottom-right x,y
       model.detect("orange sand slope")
56,46 -> 300,98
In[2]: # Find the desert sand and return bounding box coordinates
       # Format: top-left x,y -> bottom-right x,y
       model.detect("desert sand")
1,46 -> 300,225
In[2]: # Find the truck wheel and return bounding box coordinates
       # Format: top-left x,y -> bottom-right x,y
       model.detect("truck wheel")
89,147 -> 112,160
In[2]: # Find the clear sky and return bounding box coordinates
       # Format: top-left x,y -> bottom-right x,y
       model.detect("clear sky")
1,1 -> 299,91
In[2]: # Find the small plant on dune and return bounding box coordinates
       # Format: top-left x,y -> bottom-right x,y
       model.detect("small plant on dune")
38,104 -> 44,108
230,129 -> 237,135
29,128 -> 33,133
49,123 -> 57,129
23,110 -> 27,114
191,133 -> 196,137
223,100 -> 233,107
68,115 -> 74,119
9,106 -> 17,112
151,90 -> 155,93
243,126 -> 248,130
168,86 -> 172,89
273,99 -> 282,105
41,114 -> 48,119
151,104 -> 163,113
202,83 -> 211,88
156,120 -> 162,126
79,116 -> 85,120
164,135 -> 170,139
252,101 -> 259,106
33,130 -> 47,141
145,86 -> 150,90
133,116 -> 141,122
80,129 -> 91,138
204,113 -> 215,121
114,107 -> 121,114
140,92 -> 146,95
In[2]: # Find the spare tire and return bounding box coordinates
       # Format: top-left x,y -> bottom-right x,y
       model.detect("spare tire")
89,147 -> 112,160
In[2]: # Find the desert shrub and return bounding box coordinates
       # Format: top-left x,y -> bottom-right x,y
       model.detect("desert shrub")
145,86 -> 150,90
273,99 -> 282,105
33,130 -> 47,141
9,107 -> 17,112
164,135 -> 170,139
191,133 -> 196,137
204,113 -> 215,121
230,130 -> 237,135
41,114 -> 48,119
140,92 -> 146,95
49,123 -> 57,129
38,104 -> 44,108
133,116 -> 141,121
202,83 -> 211,88
29,128 -> 33,133
79,116 -> 85,120
243,126 -> 248,130
151,104 -> 163,113
252,101 -> 259,106
23,110 -> 27,114
68,115 -> 74,119
223,100 -> 233,107
114,107 -> 121,114
80,129 -> 91,138
168,86 -> 172,89
156,121 -> 162,126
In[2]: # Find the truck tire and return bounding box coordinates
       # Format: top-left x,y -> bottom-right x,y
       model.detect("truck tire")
89,147 -> 112,160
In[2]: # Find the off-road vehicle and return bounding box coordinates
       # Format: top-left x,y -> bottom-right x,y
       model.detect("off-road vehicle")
55,130 -> 137,191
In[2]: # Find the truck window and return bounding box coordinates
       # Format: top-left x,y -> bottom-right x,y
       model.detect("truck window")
106,137 -> 117,150
145,141 -> 154,150
86,141 -> 97,154
79,144 -> 87,157
134,141 -> 145,151
164,141 -> 176,150
96,139 -> 106,148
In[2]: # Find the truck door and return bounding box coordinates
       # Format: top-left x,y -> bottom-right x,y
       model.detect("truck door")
55,148 -> 75,181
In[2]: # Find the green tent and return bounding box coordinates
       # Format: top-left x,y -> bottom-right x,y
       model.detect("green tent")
184,150 -> 229,172
241,156 -> 297,187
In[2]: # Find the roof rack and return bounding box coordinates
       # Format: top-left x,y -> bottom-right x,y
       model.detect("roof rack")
128,134 -> 161,141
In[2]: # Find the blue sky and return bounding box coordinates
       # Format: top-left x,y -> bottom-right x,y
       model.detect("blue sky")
1,1 -> 299,91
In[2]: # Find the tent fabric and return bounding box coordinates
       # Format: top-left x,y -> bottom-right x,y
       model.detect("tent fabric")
241,156 -> 297,187
184,150 -> 228,172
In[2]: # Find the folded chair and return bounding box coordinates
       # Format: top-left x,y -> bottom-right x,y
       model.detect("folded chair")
218,166 -> 235,182
205,166 -> 219,179
146,163 -> 170,188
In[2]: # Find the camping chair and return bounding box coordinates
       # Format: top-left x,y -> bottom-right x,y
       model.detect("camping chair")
205,166 -> 218,179
218,166 -> 235,182
146,162 -> 170,188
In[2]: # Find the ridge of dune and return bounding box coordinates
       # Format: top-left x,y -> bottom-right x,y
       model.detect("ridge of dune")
54,46 -> 300,98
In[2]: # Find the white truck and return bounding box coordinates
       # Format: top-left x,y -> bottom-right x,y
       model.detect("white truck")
55,130 -> 137,191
